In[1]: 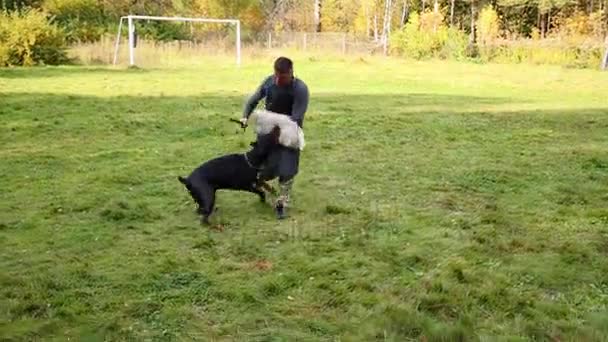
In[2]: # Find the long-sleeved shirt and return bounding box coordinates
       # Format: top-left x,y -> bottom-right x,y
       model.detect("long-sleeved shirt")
242,75 -> 309,128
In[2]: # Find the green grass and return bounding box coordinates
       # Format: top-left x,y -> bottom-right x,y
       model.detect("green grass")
1,56 -> 608,341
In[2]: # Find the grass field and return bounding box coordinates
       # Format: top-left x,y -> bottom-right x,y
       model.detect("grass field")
1,56 -> 608,341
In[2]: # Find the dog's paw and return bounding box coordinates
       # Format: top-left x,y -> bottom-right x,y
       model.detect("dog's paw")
211,224 -> 225,232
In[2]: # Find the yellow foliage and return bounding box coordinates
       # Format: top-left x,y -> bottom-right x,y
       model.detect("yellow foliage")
240,4 -> 265,32
0,8 -> 68,66
477,5 -> 500,45
419,9 -> 445,33
554,10 -> 606,40
192,0 -> 264,32
321,0 -> 360,32
353,1 -> 369,36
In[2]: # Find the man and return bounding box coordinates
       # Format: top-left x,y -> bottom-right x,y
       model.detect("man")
240,56 -> 309,219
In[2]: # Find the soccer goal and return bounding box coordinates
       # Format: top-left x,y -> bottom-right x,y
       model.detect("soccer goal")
112,15 -> 241,67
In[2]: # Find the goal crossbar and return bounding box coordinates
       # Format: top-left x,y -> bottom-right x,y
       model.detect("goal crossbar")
112,15 -> 241,66
124,15 -> 239,24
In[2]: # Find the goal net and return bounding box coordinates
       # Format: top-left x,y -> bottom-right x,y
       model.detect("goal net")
112,15 -> 241,67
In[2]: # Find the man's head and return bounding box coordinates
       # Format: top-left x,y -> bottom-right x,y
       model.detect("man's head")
273,57 -> 293,87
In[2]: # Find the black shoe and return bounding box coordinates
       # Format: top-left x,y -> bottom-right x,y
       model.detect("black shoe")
275,203 -> 286,220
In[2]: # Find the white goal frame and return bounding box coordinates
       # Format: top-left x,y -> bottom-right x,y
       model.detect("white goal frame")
112,15 -> 241,66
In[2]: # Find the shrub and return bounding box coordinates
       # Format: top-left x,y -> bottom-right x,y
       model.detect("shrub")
0,8 -> 69,66
389,7 -> 603,69
390,12 -> 469,61
477,40 -> 604,69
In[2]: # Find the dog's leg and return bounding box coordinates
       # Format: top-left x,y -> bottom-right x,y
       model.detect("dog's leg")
205,192 -> 216,224
257,181 -> 277,196
203,191 -> 216,224
247,184 -> 267,203
195,180 -> 216,225
179,176 -> 207,217
255,187 -> 266,203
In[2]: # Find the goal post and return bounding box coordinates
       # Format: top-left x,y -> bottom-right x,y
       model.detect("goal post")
112,15 -> 241,67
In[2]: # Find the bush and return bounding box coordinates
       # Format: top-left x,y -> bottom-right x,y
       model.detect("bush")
389,8 -> 603,69
0,8 -> 69,66
441,26 -> 470,60
389,12 -> 469,61
477,39 -> 604,69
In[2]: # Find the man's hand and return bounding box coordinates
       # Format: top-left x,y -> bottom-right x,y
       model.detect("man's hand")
239,117 -> 248,127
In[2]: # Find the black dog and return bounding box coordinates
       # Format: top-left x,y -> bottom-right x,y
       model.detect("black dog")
178,126 -> 281,224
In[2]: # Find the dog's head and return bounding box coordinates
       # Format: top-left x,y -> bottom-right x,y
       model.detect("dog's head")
246,125 -> 281,166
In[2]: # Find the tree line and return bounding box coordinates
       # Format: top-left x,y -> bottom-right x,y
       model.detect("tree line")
2,0 -> 606,43
1,0 -> 606,67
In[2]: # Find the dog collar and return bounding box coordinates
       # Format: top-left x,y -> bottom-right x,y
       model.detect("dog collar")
243,153 -> 260,170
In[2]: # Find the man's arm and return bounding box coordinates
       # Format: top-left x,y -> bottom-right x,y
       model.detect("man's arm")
291,80 -> 309,128
242,76 -> 271,119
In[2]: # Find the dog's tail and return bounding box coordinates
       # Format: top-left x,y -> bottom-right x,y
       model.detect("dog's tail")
178,176 -> 195,194
178,176 -> 188,185
178,176 -> 214,218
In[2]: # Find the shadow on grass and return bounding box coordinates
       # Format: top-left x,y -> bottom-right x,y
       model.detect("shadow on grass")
2,91 -> 606,149
0,66 -> 148,79
1,91 -> 526,116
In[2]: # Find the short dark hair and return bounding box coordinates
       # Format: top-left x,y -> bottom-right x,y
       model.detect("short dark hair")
274,57 -> 293,73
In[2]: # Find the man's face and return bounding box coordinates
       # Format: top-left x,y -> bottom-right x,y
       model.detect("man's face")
274,69 -> 293,87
